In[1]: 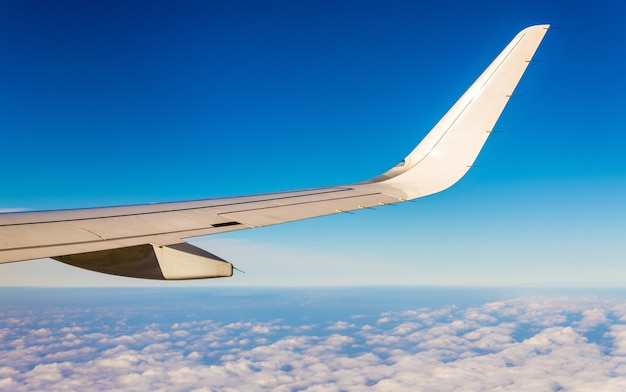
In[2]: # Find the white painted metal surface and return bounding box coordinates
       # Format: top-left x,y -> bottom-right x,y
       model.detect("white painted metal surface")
368,25 -> 550,199
0,25 -> 550,280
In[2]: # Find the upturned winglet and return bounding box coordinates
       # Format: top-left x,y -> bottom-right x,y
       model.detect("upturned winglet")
363,24 -> 550,199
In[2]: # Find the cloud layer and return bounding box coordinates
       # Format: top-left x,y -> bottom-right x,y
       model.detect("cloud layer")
2,290 -> 626,391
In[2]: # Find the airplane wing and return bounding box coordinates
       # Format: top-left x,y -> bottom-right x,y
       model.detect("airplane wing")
0,25 -> 550,280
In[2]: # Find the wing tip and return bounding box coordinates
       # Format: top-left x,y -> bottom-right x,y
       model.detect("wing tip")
359,23 -> 551,200
519,24 -> 551,36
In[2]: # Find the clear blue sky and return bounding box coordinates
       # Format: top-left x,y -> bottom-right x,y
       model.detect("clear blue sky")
1,0 -> 625,286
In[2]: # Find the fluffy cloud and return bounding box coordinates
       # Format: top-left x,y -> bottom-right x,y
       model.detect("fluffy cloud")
2,291 -> 626,391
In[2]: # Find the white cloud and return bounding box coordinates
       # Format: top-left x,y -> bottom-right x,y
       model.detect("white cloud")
3,294 -> 626,391
607,325 -> 626,355
577,308 -> 609,330
327,321 -> 356,331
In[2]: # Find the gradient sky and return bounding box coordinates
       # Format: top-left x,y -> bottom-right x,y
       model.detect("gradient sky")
1,0 -> 625,287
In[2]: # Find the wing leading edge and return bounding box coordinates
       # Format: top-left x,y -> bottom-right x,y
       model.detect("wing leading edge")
0,25 -> 550,280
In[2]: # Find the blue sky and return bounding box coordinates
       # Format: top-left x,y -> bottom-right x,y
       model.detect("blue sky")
1,0 -> 625,286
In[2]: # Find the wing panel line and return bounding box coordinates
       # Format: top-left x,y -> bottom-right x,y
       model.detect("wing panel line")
0,187 -> 356,227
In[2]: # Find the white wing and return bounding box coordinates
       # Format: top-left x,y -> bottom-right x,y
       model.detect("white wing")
0,25 -> 550,280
